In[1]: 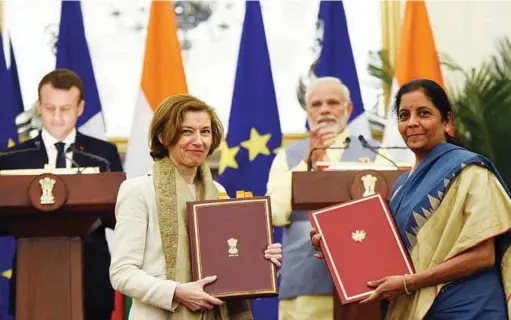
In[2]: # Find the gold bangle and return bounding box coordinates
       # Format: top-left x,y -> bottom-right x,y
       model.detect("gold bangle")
403,274 -> 412,295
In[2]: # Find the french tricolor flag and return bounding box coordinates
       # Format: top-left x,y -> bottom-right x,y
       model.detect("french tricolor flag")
55,0 -> 106,140
313,0 -> 371,138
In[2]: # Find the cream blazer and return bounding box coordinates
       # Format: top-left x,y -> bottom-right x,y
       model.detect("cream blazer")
109,173 -> 226,320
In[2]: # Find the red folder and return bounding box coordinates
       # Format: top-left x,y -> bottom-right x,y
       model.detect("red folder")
309,194 -> 414,304
187,196 -> 278,298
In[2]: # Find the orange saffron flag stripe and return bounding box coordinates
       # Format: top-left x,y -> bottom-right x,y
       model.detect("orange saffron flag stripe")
395,0 -> 444,88
141,0 -> 188,111
395,0 -> 453,135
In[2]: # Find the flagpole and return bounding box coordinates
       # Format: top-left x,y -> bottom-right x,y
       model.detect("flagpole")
381,0 -> 401,110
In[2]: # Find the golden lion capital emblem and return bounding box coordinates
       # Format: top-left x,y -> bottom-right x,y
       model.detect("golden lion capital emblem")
227,237 -> 239,257
361,174 -> 377,197
39,177 -> 56,205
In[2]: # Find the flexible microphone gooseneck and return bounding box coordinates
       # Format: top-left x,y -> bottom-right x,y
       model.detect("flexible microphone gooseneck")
306,137 -> 351,172
0,141 -> 42,168
67,143 -> 111,172
0,140 -> 42,156
358,135 -> 400,169
62,145 -> 84,174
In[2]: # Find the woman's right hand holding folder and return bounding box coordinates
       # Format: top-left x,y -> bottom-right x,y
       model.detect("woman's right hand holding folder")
310,228 -> 325,260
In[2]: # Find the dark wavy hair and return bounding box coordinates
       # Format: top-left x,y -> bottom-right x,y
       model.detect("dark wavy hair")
38,69 -> 84,101
393,79 -> 461,146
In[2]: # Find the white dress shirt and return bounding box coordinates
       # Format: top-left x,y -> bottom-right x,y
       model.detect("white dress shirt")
41,128 -> 77,169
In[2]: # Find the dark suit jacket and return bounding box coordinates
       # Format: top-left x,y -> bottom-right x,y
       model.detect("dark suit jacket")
0,132 -> 123,312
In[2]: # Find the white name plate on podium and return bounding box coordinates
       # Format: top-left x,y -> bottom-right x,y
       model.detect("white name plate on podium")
0,165 -> 100,176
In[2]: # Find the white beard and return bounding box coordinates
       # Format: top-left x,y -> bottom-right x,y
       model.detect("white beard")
314,110 -> 349,137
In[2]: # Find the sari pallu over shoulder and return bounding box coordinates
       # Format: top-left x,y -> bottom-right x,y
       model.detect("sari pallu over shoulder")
386,143 -> 511,319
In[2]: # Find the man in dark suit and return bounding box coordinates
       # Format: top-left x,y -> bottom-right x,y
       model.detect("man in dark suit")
0,69 -> 123,320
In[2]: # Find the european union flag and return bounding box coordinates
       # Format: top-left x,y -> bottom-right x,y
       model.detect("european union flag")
314,0 -> 370,136
217,0 -> 281,197
0,30 -> 23,320
216,1 -> 282,318
56,0 -> 106,138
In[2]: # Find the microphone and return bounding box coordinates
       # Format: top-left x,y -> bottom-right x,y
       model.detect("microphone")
358,135 -> 400,169
0,140 -> 41,157
307,137 -> 351,172
67,143 -> 111,172
0,141 -> 42,169
62,145 -> 84,174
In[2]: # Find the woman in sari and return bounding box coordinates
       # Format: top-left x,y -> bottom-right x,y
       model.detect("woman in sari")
311,79 -> 511,319
110,94 -> 282,320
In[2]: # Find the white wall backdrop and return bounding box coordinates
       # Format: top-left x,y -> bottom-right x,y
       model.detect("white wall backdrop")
427,0 -> 511,88
4,1 -> 511,138
3,0 -> 383,138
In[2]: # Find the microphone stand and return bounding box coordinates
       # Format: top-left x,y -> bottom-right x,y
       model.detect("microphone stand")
358,135 -> 401,169
307,137 -> 351,171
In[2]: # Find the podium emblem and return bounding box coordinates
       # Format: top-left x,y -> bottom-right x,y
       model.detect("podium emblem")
361,174 -> 377,197
227,238 -> 239,257
28,173 -> 68,211
39,177 -> 56,205
351,229 -> 366,242
350,170 -> 388,200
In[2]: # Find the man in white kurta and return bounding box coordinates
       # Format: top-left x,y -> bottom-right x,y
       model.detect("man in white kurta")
267,77 -> 396,320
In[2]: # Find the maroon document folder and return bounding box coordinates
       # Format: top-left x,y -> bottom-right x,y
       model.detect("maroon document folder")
187,196 -> 278,298
309,194 -> 414,304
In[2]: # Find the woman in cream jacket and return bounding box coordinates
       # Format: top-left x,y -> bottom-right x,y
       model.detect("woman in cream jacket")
110,95 -> 282,320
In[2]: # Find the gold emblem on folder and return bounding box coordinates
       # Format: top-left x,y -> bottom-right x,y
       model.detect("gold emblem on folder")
227,238 -> 239,257
351,230 -> 366,242
39,177 -> 56,205
361,174 -> 377,197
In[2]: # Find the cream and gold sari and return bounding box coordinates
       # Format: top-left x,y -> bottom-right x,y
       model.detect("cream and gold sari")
387,143 -> 511,319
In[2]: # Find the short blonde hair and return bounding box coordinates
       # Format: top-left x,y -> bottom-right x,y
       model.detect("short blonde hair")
305,77 -> 351,105
149,94 -> 224,159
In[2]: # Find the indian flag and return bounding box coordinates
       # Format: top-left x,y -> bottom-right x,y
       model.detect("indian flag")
123,0 -> 188,179
382,0 -> 444,165
113,1 -> 187,319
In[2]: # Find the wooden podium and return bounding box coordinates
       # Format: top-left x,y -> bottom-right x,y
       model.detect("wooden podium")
292,167 -> 409,320
0,170 -> 125,320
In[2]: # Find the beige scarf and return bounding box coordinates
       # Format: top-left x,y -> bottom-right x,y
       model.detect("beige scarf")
153,157 -> 253,320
